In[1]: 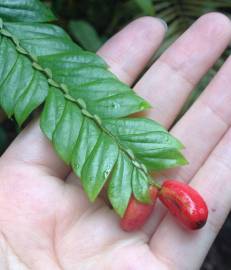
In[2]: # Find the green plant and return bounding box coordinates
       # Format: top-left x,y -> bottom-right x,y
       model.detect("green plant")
0,0 -> 187,218
68,20 -> 102,52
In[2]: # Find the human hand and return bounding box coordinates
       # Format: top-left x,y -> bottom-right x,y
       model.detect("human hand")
0,13 -> 231,270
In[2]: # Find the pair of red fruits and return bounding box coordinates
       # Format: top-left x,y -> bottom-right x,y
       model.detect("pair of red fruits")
120,180 -> 208,232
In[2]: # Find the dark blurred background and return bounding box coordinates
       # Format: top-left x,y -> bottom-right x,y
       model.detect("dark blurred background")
0,1 -> 231,268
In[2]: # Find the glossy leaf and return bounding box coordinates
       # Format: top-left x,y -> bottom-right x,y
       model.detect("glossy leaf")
108,151 -> 133,217
82,132 -> 119,201
4,22 -> 81,56
0,38 -> 48,121
0,0 -> 55,23
104,118 -> 186,170
0,0 -> 187,215
14,71 -> 48,126
139,148 -> 188,170
38,50 -> 150,118
71,117 -> 100,176
53,101 -> 83,164
40,88 -> 66,140
132,166 -> 151,203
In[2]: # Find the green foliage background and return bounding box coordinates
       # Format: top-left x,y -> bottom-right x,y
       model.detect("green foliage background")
0,0 -> 231,154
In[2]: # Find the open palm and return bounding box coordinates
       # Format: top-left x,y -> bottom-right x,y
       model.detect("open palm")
0,13 -> 231,270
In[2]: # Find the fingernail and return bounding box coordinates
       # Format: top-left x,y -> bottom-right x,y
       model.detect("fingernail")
157,18 -> 168,31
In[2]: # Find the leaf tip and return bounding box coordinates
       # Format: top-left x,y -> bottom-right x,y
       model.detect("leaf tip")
140,100 -> 152,110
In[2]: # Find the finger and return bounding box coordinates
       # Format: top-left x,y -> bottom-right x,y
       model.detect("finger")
1,17 -> 166,179
164,56 -> 231,182
150,126 -> 231,270
98,16 -> 167,85
142,56 -> 231,237
134,12 -> 231,128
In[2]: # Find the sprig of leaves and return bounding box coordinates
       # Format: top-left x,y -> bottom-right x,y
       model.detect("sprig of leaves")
0,0 -> 187,217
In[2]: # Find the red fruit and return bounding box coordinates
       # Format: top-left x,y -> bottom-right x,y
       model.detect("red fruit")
158,180 -> 208,230
120,186 -> 158,232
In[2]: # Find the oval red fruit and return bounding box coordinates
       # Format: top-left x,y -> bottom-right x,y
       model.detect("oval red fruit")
120,186 -> 158,232
158,180 -> 208,230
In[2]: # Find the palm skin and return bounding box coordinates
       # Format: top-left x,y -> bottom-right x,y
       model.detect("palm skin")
0,152 -> 163,270
0,13 -> 231,270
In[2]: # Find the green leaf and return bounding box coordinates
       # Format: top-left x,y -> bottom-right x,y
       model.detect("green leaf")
53,101 -> 83,164
134,0 -> 155,15
132,166 -> 151,203
0,0 -> 56,23
139,148 -> 188,170
5,22 -> 81,56
14,71 -> 48,126
82,133 -> 119,201
0,4 -> 187,215
104,118 -> 186,170
38,51 -> 150,118
40,87 -> 65,140
68,20 -> 102,52
87,92 -> 150,119
0,37 -> 18,87
108,151 -> 133,217
0,54 -> 34,117
38,51 -> 107,70
104,117 -> 167,135
0,37 -> 48,122
71,117 -> 100,176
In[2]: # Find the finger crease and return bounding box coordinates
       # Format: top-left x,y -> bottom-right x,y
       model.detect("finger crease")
157,58 -> 196,88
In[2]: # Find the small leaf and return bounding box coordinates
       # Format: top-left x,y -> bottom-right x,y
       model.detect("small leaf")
132,166 -> 151,203
68,20 -> 102,52
71,117 -> 100,176
104,118 -> 167,135
38,53 -> 150,118
5,22 -> 81,56
0,55 -> 34,117
38,51 -> 107,70
0,0 -> 56,23
104,118 -> 186,170
81,132 -> 119,201
53,101 -> 83,164
68,79 -> 132,102
87,92 -> 151,119
108,151 -> 133,217
0,38 -> 18,86
40,88 -> 66,140
14,71 -> 48,126
139,148 -> 188,170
